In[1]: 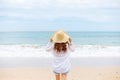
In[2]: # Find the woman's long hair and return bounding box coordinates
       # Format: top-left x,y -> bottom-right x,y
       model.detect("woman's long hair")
54,42 -> 69,53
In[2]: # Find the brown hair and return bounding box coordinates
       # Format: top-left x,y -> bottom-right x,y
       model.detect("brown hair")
54,42 -> 69,53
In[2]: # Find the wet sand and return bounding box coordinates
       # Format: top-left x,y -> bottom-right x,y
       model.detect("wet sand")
0,57 -> 120,68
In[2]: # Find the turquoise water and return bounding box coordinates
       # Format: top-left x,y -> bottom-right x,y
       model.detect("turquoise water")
0,31 -> 120,46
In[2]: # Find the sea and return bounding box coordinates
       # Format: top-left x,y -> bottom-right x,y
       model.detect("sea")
0,31 -> 120,46
0,31 -> 120,66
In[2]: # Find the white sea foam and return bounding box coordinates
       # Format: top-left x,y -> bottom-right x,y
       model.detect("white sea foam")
0,44 -> 120,57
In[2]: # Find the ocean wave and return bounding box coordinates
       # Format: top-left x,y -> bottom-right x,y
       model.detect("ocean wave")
0,44 -> 120,57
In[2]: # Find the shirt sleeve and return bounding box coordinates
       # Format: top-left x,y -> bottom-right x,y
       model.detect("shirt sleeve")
46,41 -> 54,52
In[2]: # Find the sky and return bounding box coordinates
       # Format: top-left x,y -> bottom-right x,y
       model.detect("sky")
0,0 -> 120,31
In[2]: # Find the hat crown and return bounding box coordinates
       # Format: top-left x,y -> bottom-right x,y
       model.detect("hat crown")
56,33 -> 64,41
52,30 -> 69,43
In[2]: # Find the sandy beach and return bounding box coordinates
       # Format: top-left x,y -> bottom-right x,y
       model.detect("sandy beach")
0,45 -> 120,80
0,66 -> 120,80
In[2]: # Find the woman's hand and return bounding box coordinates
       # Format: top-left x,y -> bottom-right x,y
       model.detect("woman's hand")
68,37 -> 73,46
50,37 -> 53,42
69,37 -> 72,43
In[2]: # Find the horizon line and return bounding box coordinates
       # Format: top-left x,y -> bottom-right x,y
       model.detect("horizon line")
0,30 -> 120,32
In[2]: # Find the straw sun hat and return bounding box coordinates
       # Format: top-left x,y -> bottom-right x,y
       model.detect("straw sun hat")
52,30 -> 70,43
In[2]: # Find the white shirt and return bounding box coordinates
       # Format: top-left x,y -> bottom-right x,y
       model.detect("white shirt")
46,42 -> 75,73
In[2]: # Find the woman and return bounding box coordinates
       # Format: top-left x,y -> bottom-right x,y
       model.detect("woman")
46,30 -> 75,80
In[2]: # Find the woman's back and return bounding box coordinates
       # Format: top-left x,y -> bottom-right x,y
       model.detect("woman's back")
46,41 -> 74,73
45,30 -> 75,80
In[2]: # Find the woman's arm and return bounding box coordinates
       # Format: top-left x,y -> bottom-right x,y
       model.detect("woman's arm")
68,37 -> 75,52
46,37 -> 53,52
68,42 -> 75,52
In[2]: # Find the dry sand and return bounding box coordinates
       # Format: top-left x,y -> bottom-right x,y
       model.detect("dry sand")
0,66 -> 120,80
